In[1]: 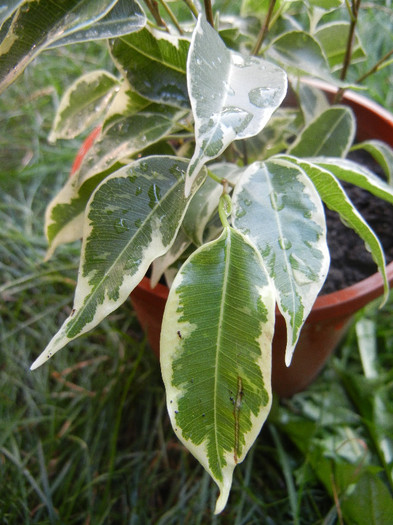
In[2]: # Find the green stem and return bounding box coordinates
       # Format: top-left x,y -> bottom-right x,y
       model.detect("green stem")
207,169 -> 235,188
252,0 -> 277,56
144,0 -> 169,30
204,0 -> 214,27
356,48 -> 393,84
159,0 -> 184,34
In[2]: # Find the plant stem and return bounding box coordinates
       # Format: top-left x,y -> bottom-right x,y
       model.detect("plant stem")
252,0 -> 277,56
340,0 -> 361,81
204,0 -> 214,27
356,48 -> 393,83
144,0 -> 169,31
159,0 -> 184,34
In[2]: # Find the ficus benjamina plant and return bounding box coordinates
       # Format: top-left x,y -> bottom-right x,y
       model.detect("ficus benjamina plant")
2,0 -> 393,514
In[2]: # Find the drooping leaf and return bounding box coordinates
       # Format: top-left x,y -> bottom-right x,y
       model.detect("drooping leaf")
185,15 -> 287,196
351,140 -> 393,185
109,26 -> 190,108
160,226 -> 275,514
182,163 -> 244,246
281,155 -> 389,303
315,22 -> 366,71
47,0 -> 146,48
49,70 -> 120,142
232,158 -> 329,366
313,157 -> 393,204
31,157 -> 206,370
0,0 -> 144,94
288,106 -> 355,158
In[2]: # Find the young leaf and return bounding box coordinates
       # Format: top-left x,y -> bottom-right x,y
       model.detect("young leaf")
31,157 -> 206,370
109,26 -> 190,108
49,70 -> 120,142
185,15 -> 287,196
351,140 -> 393,185
281,156 -> 389,303
288,106 -> 355,158
0,0 -> 144,94
182,163 -> 244,246
160,226 -> 275,514
232,158 -> 329,366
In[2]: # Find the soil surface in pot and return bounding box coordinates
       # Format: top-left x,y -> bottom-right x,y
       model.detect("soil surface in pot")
321,150 -> 393,294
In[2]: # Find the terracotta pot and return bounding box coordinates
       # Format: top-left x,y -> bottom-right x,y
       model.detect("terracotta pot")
130,84 -> 393,397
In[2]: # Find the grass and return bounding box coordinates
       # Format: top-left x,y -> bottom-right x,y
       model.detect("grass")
1,7 -> 393,524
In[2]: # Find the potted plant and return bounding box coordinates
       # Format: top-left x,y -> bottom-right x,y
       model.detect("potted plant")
2,0 -> 393,514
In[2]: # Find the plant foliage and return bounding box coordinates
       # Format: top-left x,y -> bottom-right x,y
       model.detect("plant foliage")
1,0 -> 393,514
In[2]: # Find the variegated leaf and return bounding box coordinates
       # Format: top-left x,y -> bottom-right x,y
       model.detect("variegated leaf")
102,81 -> 151,130
267,30 -> 343,85
315,22 -> 366,71
75,105 -> 184,185
281,155 -> 389,302
351,140 -> 393,185
49,70 -> 120,142
232,159 -> 329,366
160,226 -> 275,514
182,163 -> 244,246
150,229 -> 191,288
313,157 -> 393,204
297,82 -> 330,125
109,26 -> 190,108
47,0 -> 146,48
288,106 -> 355,158
31,157 -> 206,370
45,162 -> 125,259
0,0 -> 145,94
185,15 -> 287,196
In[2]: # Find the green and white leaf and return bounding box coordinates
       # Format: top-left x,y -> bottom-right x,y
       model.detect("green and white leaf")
45,162 -> 125,259
31,157 -> 206,370
109,26 -> 190,108
47,0 -> 146,48
161,226 -> 275,514
313,157 -> 393,204
75,105 -> 184,185
288,106 -> 355,158
0,0 -> 144,94
281,156 -> 389,302
150,229 -> 192,288
232,158 -> 329,366
183,163 -> 244,246
297,82 -> 330,124
185,15 -> 287,196
102,81 -> 151,130
315,22 -> 366,71
49,70 -> 120,142
267,30 -> 345,85
351,140 -> 393,185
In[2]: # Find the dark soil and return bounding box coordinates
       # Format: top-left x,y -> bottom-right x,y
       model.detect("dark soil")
321,150 -> 393,294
